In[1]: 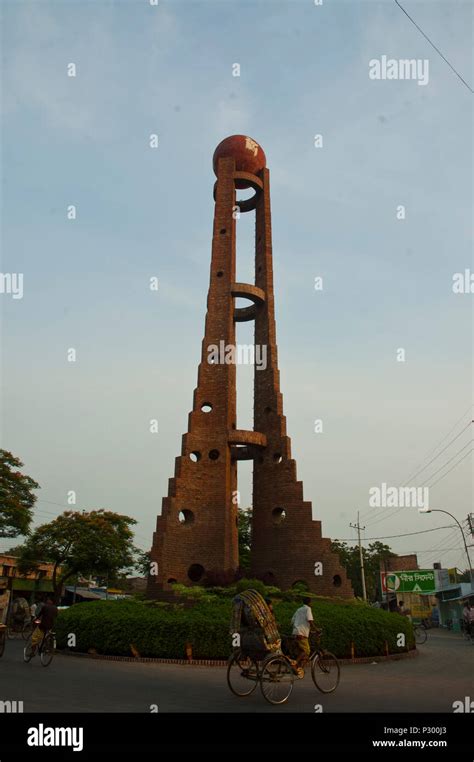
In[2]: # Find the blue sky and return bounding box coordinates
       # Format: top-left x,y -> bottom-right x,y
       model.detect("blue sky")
1,0 -> 472,572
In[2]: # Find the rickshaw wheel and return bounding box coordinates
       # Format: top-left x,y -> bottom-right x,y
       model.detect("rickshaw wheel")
260,654 -> 294,705
227,651 -> 259,697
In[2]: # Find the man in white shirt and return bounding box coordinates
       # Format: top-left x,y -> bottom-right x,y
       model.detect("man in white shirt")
291,597 -> 317,675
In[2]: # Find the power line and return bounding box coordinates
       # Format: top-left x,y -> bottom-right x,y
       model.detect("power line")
419,527 -> 462,565
365,442 -> 472,530
415,547 -> 464,553
426,448 -> 473,489
418,440 -> 473,487
402,421 -> 472,486
394,0 -> 473,93
334,523 -> 456,541
423,404 -> 473,461
360,409 -> 474,525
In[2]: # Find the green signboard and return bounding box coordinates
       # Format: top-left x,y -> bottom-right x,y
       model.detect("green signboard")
381,570 -> 436,594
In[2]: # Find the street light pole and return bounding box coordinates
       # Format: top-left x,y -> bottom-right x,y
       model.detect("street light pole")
419,508 -> 474,589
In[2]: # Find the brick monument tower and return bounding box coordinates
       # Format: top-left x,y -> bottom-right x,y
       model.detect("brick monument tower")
147,135 -> 352,597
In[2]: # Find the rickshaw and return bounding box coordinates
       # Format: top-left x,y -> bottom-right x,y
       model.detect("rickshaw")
227,589 -> 340,705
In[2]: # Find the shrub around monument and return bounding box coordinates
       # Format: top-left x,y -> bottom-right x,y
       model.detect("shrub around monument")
235,578 -> 268,597
55,597 -> 414,660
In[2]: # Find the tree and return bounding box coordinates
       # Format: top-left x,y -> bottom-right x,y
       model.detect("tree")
0,450 -> 39,538
238,507 -> 252,574
331,539 -> 393,600
17,510 -> 140,603
134,549 -> 152,578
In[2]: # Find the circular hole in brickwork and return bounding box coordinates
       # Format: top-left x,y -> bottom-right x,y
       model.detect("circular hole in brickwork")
188,563 -> 205,582
201,403 -> 213,413
167,578 -> 177,584
217,271 -> 223,278
258,266 -> 262,273
220,228 -> 226,234
272,507 -> 286,524
189,451 -> 201,462
236,187 -> 254,201
333,575 -> 342,588
273,453 -> 283,463
178,510 -> 194,525
264,407 -> 273,414
209,449 -> 220,460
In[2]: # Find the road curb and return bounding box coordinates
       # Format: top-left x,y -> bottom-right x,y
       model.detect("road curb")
55,648 -> 419,667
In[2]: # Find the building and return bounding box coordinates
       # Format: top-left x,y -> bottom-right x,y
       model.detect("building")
0,553 -> 56,599
433,569 -> 474,630
380,554 -> 474,626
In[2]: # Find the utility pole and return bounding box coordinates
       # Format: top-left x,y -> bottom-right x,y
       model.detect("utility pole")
350,511 -> 367,601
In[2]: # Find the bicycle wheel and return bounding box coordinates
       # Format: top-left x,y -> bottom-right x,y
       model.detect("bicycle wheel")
22,620 -> 34,641
6,622 -> 16,640
311,650 -> 340,693
415,626 -> 427,645
40,634 -> 55,667
0,630 -> 6,658
227,652 -> 259,697
23,638 -> 34,663
260,655 -> 294,705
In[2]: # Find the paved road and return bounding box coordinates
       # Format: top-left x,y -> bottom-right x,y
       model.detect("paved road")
0,629 -> 472,713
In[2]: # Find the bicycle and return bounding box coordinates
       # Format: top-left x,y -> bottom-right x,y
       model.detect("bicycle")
413,622 -> 428,645
308,638 -> 340,694
284,632 -> 340,694
23,628 -> 56,667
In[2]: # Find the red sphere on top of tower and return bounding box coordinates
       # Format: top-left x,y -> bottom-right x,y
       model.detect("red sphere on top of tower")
213,135 -> 266,188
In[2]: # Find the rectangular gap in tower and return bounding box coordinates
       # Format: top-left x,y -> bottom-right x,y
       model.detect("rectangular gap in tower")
235,320 -> 254,432
234,202 -> 256,285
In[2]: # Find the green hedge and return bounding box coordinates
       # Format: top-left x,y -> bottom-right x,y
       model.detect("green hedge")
56,597 -> 415,660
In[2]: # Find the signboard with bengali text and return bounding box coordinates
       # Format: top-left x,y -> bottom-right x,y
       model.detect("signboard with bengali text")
380,570 -> 436,594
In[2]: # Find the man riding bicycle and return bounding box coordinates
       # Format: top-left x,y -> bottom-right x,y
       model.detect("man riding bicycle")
291,597 -> 320,677
30,597 -> 58,655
